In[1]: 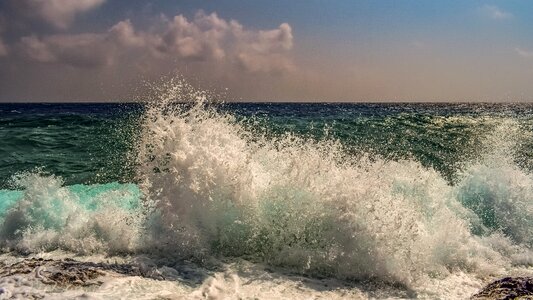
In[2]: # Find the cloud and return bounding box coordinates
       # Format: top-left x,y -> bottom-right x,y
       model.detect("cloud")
516,47 -> 533,59
12,0 -> 106,29
19,33 -> 114,67
109,20 -> 149,48
234,22 -> 294,73
16,11 -> 295,73
155,11 -> 294,72
480,5 -> 513,20
17,20 -> 151,68
157,12 -> 230,60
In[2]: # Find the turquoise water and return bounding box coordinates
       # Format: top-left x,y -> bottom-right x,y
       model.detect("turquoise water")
0,182 -> 141,222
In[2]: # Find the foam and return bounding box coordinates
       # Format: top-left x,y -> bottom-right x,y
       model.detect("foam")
0,174 -> 142,254
134,81 -> 533,288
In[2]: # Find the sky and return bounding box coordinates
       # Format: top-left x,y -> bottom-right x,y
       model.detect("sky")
1,0 -> 533,102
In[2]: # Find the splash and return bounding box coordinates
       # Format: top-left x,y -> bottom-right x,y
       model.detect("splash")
134,80 -> 533,287
0,173 -> 142,254
456,119 -> 533,250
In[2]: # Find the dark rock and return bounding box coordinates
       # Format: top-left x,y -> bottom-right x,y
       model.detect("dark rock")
0,258 -> 105,286
472,277 -> 533,300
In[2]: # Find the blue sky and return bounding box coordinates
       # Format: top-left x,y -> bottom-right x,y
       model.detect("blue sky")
0,0 -> 532,101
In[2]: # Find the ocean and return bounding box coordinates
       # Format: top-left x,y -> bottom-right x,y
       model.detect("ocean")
1,87 -> 533,298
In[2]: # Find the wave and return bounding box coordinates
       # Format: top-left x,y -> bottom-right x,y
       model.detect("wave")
1,80 -> 533,293
0,175 -> 142,254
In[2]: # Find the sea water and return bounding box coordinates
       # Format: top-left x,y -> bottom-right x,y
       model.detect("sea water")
1,82 -> 533,298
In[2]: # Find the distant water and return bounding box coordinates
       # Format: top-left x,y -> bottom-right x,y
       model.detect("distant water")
2,96 -> 533,298
3,102 -> 533,186
0,103 -> 144,187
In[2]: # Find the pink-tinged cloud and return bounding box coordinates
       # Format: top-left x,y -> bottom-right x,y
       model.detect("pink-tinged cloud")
234,22 -> 294,73
110,20 -> 148,48
156,12 -> 294,72
17,11 -> 294,73
14,0 -> 106,29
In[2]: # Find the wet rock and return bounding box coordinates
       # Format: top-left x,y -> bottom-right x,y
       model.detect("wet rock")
0,258 -> 53,277
0,258 -> 105,287
472,277 -> 533,300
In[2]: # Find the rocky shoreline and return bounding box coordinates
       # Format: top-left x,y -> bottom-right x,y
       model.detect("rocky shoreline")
1,257 -> 532,299
471,277 -> 533,300
1,258 -> 106,287
0,256 -> 205,299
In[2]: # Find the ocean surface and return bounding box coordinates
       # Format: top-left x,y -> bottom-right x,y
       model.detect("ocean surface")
1,90 -> 533,298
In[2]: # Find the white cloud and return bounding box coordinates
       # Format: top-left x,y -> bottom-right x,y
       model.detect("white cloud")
17,11 -> 295,73
481,5 -> 513,20
157,12 -> 229,60
154,11 -> 294,73
516,47 -> 533,59
109,20 -> 148,48
234,22 -> 294,73
14,0 -> 106,29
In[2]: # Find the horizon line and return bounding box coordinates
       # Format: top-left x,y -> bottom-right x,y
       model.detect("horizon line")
2,100 -> 533,105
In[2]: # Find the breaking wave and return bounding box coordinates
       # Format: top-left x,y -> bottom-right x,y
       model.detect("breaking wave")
1,80 -> 532,294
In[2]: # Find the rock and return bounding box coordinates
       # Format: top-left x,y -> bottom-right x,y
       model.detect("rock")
1,258 -> 107,287
472,277 -> 533,300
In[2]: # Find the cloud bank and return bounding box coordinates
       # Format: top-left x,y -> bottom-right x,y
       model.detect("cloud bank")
0,8 -> 296,101
16,11 -> 294,73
